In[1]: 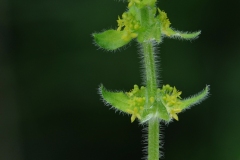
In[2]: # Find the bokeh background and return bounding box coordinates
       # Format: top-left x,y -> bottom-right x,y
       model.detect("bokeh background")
1,0 -> 240,159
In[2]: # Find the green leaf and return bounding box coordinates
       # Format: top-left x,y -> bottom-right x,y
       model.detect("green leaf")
100,84 -> 149,122
177,31 -> 201,39
179,85 -> 210,110
100,84 -> 130,113
93,30 -> 131,51
164,28 -> 201,40
156,100 -> 170,121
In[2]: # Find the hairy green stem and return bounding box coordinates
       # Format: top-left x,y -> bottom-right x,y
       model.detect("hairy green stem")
148,118 -> 159,160
142,41 -> 158,96
141,41 -> 159,160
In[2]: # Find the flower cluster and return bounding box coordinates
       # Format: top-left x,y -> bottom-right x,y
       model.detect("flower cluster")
93,0 -> 200,51
117,12 -> 140,41
100,84 -> 209,123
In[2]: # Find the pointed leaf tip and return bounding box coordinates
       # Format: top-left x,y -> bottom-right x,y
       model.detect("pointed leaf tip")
178,31 -> 201,40
179,85 -> 210,110
164,28 -> 201,40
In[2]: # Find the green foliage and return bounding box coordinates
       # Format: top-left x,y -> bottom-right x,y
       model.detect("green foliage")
93,0 -> 200,51
93,30 -> 131,50
93,0 -> 209,159
100,84 -> 210,123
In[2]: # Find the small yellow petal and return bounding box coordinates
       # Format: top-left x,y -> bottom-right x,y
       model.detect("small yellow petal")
131,33 -> 138,38
131,115 -> 136,122
136,114 -> 141,120
171,113 -> 179,121
172,108 -> 182,113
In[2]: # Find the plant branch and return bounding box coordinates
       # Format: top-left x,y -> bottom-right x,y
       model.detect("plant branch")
141,41 -> 160,159
148,118 -> 160,160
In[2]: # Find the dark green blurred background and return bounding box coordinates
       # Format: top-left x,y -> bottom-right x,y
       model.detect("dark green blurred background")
1,0 -> 240,159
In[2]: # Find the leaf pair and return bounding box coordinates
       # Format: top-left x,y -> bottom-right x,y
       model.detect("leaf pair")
93,4 -> 200,51
100,84 -> 210,123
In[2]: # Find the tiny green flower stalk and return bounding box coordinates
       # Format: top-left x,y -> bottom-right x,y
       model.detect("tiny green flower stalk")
93,0 -> 210,159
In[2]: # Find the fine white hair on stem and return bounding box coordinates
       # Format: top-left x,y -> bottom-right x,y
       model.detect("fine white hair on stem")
137,40 -> 162,88
141,123 -> 148,160
152,40 -> 162,88
141,118 -> 165,160
159,121 -> 165,159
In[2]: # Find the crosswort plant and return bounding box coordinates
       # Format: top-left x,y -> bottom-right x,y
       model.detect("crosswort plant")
93,0 -> 210,159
